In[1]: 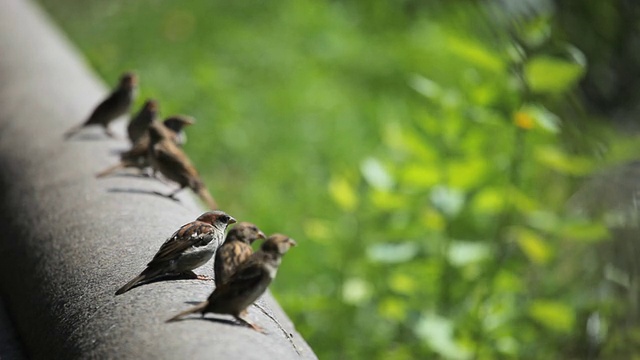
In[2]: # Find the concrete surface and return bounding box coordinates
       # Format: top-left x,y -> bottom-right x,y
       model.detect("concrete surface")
0,0 -> 316,358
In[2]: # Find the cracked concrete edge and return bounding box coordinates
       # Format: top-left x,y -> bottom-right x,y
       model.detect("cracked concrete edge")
0,0 -> 317,358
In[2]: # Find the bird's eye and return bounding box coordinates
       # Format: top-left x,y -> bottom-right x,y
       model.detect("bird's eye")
220,215 -> 229,223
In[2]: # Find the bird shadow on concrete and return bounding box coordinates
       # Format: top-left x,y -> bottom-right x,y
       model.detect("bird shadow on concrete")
64,133 -> 116,141
122,272 -> 207,293
107,187 -> 182,204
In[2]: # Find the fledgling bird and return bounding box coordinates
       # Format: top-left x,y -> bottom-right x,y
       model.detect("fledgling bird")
214,222 -> 265,286
64,72 -> 137,139
127,99 -> 159,144
115,211 -> 236,295
95,117 -> 194,178
166,234 -> 296,332
147,121 -> 218,209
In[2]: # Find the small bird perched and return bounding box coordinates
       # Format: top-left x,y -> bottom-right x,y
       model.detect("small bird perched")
115,211 -> 236,295
167,234 -> 296,332
127,99 -> 159,144
214,222 -> 265,286
96,117 -> 194,178
162,115 -> 195,147
65,72 -> 137,139
147,121 -> 218,209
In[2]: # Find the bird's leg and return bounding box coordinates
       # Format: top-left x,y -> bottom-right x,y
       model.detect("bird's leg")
235,313 -> 265,333
178,270 -> 212,281
103,126 -> 116,138
165,186 -> 186,200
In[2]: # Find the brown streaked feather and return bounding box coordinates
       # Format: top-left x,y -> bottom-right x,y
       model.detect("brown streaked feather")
148,222 -> 215,266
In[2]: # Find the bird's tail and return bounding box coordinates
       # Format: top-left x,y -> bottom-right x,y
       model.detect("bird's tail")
166,301 -> 209,322
115,273 -> 148,295
196,186 -> 218,210
96,162 -> 126,178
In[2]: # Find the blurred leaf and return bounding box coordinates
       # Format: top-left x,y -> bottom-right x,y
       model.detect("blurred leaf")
512,227 -> 554,264
516,105 -> 561,133
409,74 -> 443,99
526,211 -> 560,233
525,55 -> 585,94
430,185 -> 465,218
389,272 -> 418,295
401,163 -> 441,188
370,190 -> 406,210
378,297 -> 407,321
328,175 -> 358,212
421,208 -> 447,232
472,187 -> 507,214
534,145 -> 594,175
528,300 -> 575,333
303,218 -> 333,243
342,277 -> 372,305
415,313 -> 472,360
559,219 -> 610,242
361,157 -> 394,190
448,157 -> 488,189
447,241 -> 491,266
367,242 -> 419,264
446,34 -> 505,73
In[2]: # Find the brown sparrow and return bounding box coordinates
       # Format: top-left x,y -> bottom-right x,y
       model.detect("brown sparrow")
127,99 -> 159,144
115,211 -> 236,295
96,117 -> 194,178
162,115 -> 195,147
65,72 -> 137,139
166,234 -> 296,332
147,121 -> 218,209
214,222 -> 265,286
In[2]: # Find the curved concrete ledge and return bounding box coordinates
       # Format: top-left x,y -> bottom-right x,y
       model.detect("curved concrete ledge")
0,0 -> 315,358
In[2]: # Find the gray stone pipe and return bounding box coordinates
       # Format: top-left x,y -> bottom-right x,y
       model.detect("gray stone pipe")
0,0 -> 316,358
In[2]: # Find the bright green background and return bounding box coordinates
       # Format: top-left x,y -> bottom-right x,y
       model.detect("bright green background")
38,0 -> 640,358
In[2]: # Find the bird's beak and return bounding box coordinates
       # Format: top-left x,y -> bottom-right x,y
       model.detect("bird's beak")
228,216 -> 237,224
183,117 -> 196,126
288,239 -> 297,247
257,231 -> 266,239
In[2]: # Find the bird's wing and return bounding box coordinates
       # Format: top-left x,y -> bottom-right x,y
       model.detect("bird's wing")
152,141 -> 198,177
148,221 -> 215,265
209,255 -> 270,302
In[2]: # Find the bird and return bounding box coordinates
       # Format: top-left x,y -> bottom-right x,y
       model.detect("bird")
127,99 -> 159,144
162,115 -> 195,147
95,117 -> 194,178
147,120 -> 218,209
115,211 -> 236,295
64,72 -> 137,139
214,222 -> 265,286
166,234 -> 296,332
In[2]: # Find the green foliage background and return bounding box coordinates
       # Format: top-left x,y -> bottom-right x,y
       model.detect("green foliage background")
38,0 -> 640,358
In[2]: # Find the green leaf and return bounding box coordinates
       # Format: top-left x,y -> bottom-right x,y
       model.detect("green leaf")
513,227 -> 553,264
415,313 -> 472,360
528,300 -> 575,333
559,219 -> 610,242
447,241 -> 491,266
367,242 -> 419,264
328,175 -> 358,211
534,146 -> 594,175
525,55 -> 585,94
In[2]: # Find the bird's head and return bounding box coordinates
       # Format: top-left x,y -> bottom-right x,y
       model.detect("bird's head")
261,234 -> 296,255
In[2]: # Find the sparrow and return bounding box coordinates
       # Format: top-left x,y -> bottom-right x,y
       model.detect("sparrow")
127,99 -> 159,144
147,121 -> 218,209
166,234 -> 296,332
162,115 -> 195,147
115,211 -> 236,295
95,117 -> 194,178
214,222 -> 265,286
65,72 -> 137,139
